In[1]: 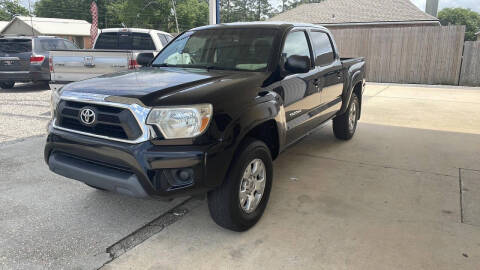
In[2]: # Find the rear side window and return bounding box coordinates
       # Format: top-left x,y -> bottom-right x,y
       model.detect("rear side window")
95,32 -> 118,49
64,40 -> 78,50
0,39 -> 32,53
282,31 -> 311,60
35,39 -> 68,51
158,34 -> 169,46
310,31 -> 335,66
132,33 -> 155,50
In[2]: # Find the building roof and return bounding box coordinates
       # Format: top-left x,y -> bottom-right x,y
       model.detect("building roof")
0,21 -> 8,31
193,21 -> 326,31
476,31 -> 480,36
268,0 -> 440,26
2,16 -> 91,36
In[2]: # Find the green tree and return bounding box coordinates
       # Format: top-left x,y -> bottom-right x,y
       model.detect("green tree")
438,8 -> 480,41
175,0 -> 208,31
34,0 -> 110,28
0,0 -> 30,21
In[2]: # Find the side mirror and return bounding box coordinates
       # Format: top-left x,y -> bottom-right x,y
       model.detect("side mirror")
285,55 -> 311,74
137,53 -> 154,67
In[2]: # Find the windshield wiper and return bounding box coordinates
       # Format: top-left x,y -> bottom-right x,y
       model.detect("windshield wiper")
151,63 -> 172,67
151,63 -> 238,71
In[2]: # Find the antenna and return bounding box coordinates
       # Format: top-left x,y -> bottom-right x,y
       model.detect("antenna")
28,0 -> 35,37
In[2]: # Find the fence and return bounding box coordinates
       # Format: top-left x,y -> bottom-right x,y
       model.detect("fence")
459,41 -> 480,86
330,25 -> 466,85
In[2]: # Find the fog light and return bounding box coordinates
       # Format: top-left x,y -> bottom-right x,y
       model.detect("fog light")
177,169 -> 193,182
152,168 -> 195,191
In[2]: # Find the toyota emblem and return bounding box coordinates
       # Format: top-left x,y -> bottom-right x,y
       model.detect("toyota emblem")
80,108 -> 96,125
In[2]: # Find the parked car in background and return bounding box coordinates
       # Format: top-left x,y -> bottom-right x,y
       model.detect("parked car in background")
45,22 -> 365,231
0,36 -> 78,89
49,28 -> 174,91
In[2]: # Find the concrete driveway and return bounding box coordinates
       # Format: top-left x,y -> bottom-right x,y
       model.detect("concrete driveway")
104,84 -> 480,270
1,83 -> 480,269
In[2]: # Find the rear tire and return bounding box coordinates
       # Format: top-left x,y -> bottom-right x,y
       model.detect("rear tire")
333,93 -> 359,140
208,138 -> 273,232
0,81 -> 15,89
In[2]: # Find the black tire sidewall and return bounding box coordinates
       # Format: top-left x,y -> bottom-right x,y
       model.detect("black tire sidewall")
227,140 -> 273,228
0,81 -> 14,89
348,94 -> 359,135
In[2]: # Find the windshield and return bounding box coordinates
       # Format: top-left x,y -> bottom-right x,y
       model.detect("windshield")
0,39 -> 32,54
152,28 -> 277,71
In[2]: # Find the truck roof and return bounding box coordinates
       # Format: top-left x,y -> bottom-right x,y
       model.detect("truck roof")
192,21 -> 329,32
0,35 -> 62,39
100,28 -> 172,36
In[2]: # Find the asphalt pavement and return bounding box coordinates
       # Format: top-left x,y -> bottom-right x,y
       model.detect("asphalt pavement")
1,83 -> 480,269
0,83 -> 188,269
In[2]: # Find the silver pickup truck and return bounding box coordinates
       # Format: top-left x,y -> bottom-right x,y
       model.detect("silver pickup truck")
49,28 -> 173,91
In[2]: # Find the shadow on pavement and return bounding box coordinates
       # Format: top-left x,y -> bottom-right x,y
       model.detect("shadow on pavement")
0,82 -> 50,93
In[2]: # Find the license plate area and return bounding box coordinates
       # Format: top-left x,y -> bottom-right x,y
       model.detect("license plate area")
1,60 -> 18,66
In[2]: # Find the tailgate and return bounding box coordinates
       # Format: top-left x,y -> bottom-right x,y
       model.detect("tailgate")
0,39 -> 31,72
50,50 -> 133,82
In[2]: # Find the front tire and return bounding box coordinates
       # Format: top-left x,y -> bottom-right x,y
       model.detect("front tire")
0,81 -> 15,89
208,138 -> 273,232
333,93 -> 359,140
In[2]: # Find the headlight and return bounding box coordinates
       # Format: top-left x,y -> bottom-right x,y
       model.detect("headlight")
146,104 -> 213,139
50,87 -> 62,118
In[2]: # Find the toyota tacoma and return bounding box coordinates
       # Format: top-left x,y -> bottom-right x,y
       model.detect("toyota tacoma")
45,22 -> 365,231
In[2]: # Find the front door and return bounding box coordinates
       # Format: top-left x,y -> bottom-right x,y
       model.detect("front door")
278,29 -> 322,145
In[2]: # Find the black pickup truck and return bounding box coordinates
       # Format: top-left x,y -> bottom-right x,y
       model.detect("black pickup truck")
45,22 -> 365,231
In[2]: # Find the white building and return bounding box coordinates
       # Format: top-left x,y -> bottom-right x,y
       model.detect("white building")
1,16 -> 92,48
0,21 -> 9,32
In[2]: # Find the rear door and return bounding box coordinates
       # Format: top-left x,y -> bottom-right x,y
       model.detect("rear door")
309,30 -> 344,118
0,38 -> 32,73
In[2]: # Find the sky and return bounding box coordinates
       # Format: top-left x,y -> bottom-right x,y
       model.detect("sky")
410,0 -> 480,13
20,0 -> 480,14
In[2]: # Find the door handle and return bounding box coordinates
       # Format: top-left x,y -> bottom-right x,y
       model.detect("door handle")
313,79 -> 321,86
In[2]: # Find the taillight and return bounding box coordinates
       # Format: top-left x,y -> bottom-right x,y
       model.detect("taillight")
30,55 -> 46,65
128,59 -> 139,69
49,56 -> 53,72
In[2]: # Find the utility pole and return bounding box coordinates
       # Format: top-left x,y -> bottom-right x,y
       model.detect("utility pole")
209,0 -> 216,25
171,0 -> 179,33
425,0 -> 439,17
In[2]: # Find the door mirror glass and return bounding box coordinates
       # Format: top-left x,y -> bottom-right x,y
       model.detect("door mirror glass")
285,55 -> 310,74
137,52 -> 154,67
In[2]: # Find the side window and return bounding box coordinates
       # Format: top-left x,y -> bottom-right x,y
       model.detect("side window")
132,33 -> 155,50
95,32 -> 118,49
165,35 -> 173,42
63,40 -> 78,50
282,31 -> 311,60
310,31 -> 335,66
36,39 -> 66,51
157,34 -> 169,46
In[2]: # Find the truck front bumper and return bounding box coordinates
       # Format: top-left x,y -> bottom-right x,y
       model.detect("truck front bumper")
44,126 -> 233,199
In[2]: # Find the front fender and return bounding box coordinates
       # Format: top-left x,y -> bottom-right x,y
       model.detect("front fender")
205,92 -> 286,187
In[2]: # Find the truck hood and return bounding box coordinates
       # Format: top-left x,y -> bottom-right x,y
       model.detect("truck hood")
62,67 -> 269,106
